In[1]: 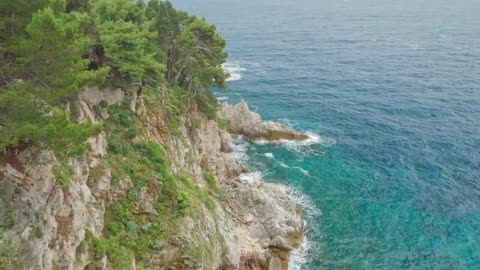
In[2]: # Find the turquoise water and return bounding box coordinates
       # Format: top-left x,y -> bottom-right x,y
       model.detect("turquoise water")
172,0 -> 480,269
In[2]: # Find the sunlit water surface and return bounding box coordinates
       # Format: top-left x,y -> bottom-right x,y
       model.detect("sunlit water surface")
172,0 -> 480,268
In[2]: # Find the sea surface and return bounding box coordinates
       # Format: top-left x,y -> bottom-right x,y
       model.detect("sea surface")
172,0 -> 480,269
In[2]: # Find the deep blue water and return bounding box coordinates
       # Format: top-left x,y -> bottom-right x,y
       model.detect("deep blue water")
172,0 -> 480,269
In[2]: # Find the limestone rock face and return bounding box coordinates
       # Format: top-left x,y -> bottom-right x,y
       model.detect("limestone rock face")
225,181 -> 304,270
80,87 -> 125,107
221,100 -> 309,141
0,147 -> 112,270
0,87 -> 122,270
0,88 -> 305,270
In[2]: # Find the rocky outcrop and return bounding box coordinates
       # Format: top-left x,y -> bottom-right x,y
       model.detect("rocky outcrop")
0,88 -> 121,270
0,88 -> 305,270
0,140 -> 114,270
224,181 -> 304,270
182,110 -> 304,270
221,100 -> 309,141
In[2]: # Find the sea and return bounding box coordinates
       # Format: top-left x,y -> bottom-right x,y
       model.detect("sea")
171,0 -> 480,269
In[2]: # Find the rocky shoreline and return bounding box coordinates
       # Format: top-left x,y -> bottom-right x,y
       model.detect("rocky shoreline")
219,100 -> 308,270
221,100 -> 310,142
0,88 -> 307,270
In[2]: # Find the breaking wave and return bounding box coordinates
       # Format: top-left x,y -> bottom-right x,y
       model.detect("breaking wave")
222,62 -> 246,82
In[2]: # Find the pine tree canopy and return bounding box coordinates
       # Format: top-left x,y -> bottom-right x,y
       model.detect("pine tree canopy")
0,0 -> 228,156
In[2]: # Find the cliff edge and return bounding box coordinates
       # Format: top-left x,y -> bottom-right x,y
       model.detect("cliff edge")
0,88 -> 304,270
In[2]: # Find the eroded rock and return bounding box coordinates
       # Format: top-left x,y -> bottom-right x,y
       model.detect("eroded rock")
221,100 -> 309,141
0,91 -> 306,270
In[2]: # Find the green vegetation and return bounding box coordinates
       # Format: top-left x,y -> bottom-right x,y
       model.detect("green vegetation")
166,86 -> 186,135
0,0 -> 228,154
0,1 -> 49,49
178,172 -> 216,212
193,117 -> 203,128
35,227 -> 44,238
0,234 -> 26,270
92,0 -> 164,85
0,205 -> 15,230
0,203 -> 26,270
0,0 -> 229,266
52,164 -> 74,187
92,104 -> 220,267
0,0 -> 106,162
216,116 -> 228,130
203,170 -> 224,196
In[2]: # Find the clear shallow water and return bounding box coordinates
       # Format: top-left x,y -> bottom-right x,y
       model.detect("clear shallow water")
173,0 -> 480,269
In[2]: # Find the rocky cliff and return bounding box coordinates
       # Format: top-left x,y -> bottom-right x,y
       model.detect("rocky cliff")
0,87 -> 305,270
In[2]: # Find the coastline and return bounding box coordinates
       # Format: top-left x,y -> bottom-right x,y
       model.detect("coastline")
226,113 -> 325,270
0,87 -> 309,270
219,99 -> 312,269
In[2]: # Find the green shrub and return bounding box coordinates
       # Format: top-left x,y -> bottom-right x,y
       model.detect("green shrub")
166,87 -> 186,136
0,208 -> 16,230
193,118 -> 202,128
176,191 -> 192,216
203,171 -> 223,195
35,227 -> 43,238
194,90 -> 219,120
125,127 -> 142,139
142,87 -> 156,97
53,164 -> 73,187
0,233 -> 26,270
216,116 -> 227,130
0,85 -> 103,159
108,105 -> 135,127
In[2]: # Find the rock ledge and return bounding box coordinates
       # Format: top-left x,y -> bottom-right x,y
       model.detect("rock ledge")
221,100 -> 309,141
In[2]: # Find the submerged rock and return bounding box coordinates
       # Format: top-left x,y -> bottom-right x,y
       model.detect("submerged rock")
221,100 -> 309,141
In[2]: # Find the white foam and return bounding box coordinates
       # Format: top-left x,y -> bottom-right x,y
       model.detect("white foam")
275,184 -> 321,270
264,153 -> 274,159
229,126 -> 322,268
278,162 -> 289,168
253,131 -> 335,148
289,235 -> 311,270
230,135 -> 248,161
222,62 -> 246,82
217,96 -> 229,101
239,171 -> 263,182
276,162 -> 309,176
293,166 -> 310,176
277,184 -> 321,217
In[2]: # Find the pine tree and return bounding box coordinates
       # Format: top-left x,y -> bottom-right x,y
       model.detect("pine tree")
0,0 -> 49,45
145,1 -> 228,118
92,0 -> 165,86
147,2 -> 228,91
0,0 -> 106,157
15,2 -> 108,104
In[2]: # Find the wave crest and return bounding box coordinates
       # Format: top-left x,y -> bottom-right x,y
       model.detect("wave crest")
254,131 -> 335,148
239,171 -> 263,182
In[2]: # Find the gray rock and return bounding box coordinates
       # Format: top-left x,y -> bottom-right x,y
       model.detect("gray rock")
0,89 -> 305,270
221,100 -> 309,141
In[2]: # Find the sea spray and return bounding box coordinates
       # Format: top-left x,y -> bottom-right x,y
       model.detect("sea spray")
222,62 -> 245,82
264,152 -> 275,159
